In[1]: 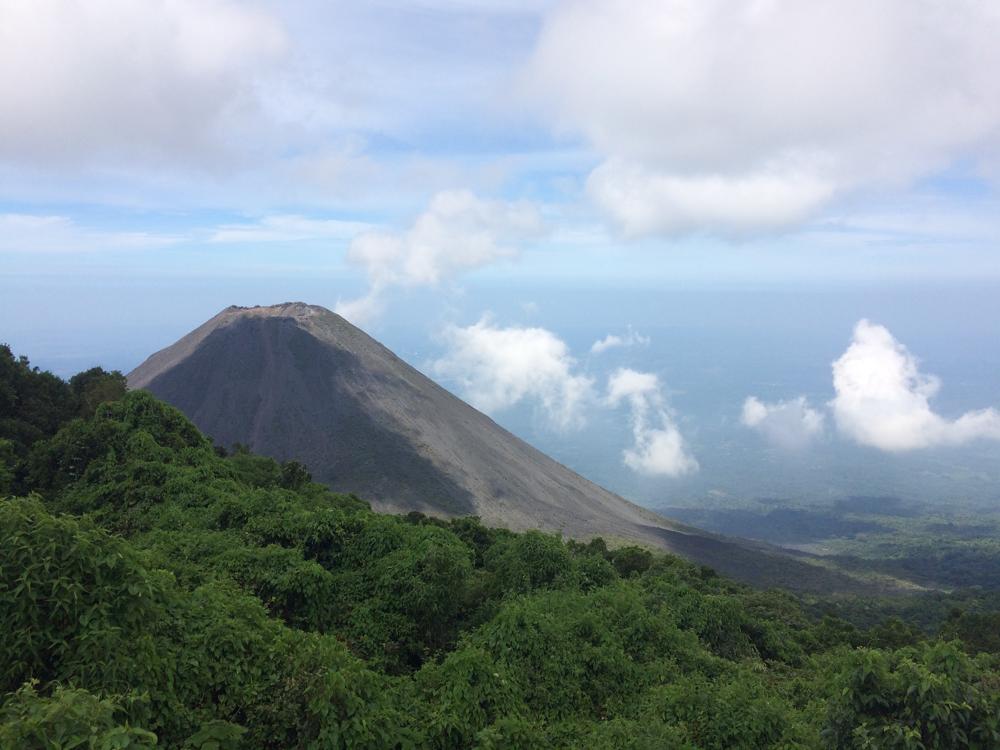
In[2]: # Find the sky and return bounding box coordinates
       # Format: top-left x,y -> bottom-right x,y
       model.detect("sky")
2,0 -> 1000,503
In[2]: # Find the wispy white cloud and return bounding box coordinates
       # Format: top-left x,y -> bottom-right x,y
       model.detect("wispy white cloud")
430,317 -> 594,430
209,215 -> 372,243
741,395 -> 825,449
605,368 -> 698,476
525,0 -> 1000,236
0,211 -> 372,253
337,190 -> 543,324
0,214 -> 178,253
831,319 -> 1000,451
809,197 -> 1000,246
591,326 -> 650,354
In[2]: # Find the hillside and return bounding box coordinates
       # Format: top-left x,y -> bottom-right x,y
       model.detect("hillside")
4,349 -> 1000,748
128,303 -> 895,594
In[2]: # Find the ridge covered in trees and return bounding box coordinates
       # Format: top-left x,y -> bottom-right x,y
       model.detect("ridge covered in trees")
2,345 -> 1000,749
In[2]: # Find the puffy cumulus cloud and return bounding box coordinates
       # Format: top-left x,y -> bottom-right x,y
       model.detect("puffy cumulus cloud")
605,368 -> 698,477
337,190 -> 543,324
831,320 -> 1000,451
430,317 -> 594,430
0,0 -> 286,167
741,395 -> 825,449
524,0 -> 1000,236
590,326 -> 650,354
431,327 -> 697,474
606,368 -> 659,404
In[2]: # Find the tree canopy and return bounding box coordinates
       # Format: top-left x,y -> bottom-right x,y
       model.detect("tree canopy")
2,348 -> 1000,748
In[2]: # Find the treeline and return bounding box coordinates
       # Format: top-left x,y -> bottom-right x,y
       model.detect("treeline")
0,344 -> 126,495
2,346 -> 1000,749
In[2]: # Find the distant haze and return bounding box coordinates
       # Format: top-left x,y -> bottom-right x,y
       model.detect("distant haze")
6,277 -> 999,511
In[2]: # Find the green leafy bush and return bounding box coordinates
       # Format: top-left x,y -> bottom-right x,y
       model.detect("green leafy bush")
824,641 -> 1000,749
0,682 -> 156,750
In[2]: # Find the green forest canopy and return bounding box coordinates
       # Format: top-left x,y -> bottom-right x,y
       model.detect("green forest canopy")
2,344 -> 1000,749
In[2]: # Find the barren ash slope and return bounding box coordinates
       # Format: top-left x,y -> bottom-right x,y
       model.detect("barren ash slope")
129,302 -> 904,593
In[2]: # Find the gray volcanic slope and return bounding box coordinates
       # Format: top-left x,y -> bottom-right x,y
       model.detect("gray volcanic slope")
128,303 -> 903,594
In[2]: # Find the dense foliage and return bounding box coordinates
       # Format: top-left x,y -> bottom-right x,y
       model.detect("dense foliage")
3,349 -> 1000,748
0,344 -> 125,496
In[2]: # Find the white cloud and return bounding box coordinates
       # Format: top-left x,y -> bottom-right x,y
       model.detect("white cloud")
430,317 -> 594,430
830,320 -> 1000,451
591,326 -> 650,354
209,215 -> 372,243
524,0 -> 1000,236
0,214 -> 177,253
0,2 -> 566,211
741,395 -> 825,449
605,368 -> 698,476
587,159 -> 835,237
429,321 -> 697,475
337,190 -> 543,323
0,0 -> 286,167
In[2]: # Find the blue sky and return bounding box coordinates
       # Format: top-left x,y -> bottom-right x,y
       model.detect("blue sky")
3,0 -> 1000,491
2,0 -> 999,292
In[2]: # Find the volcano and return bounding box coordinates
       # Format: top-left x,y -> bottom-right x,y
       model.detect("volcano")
128,302 -> 897,593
